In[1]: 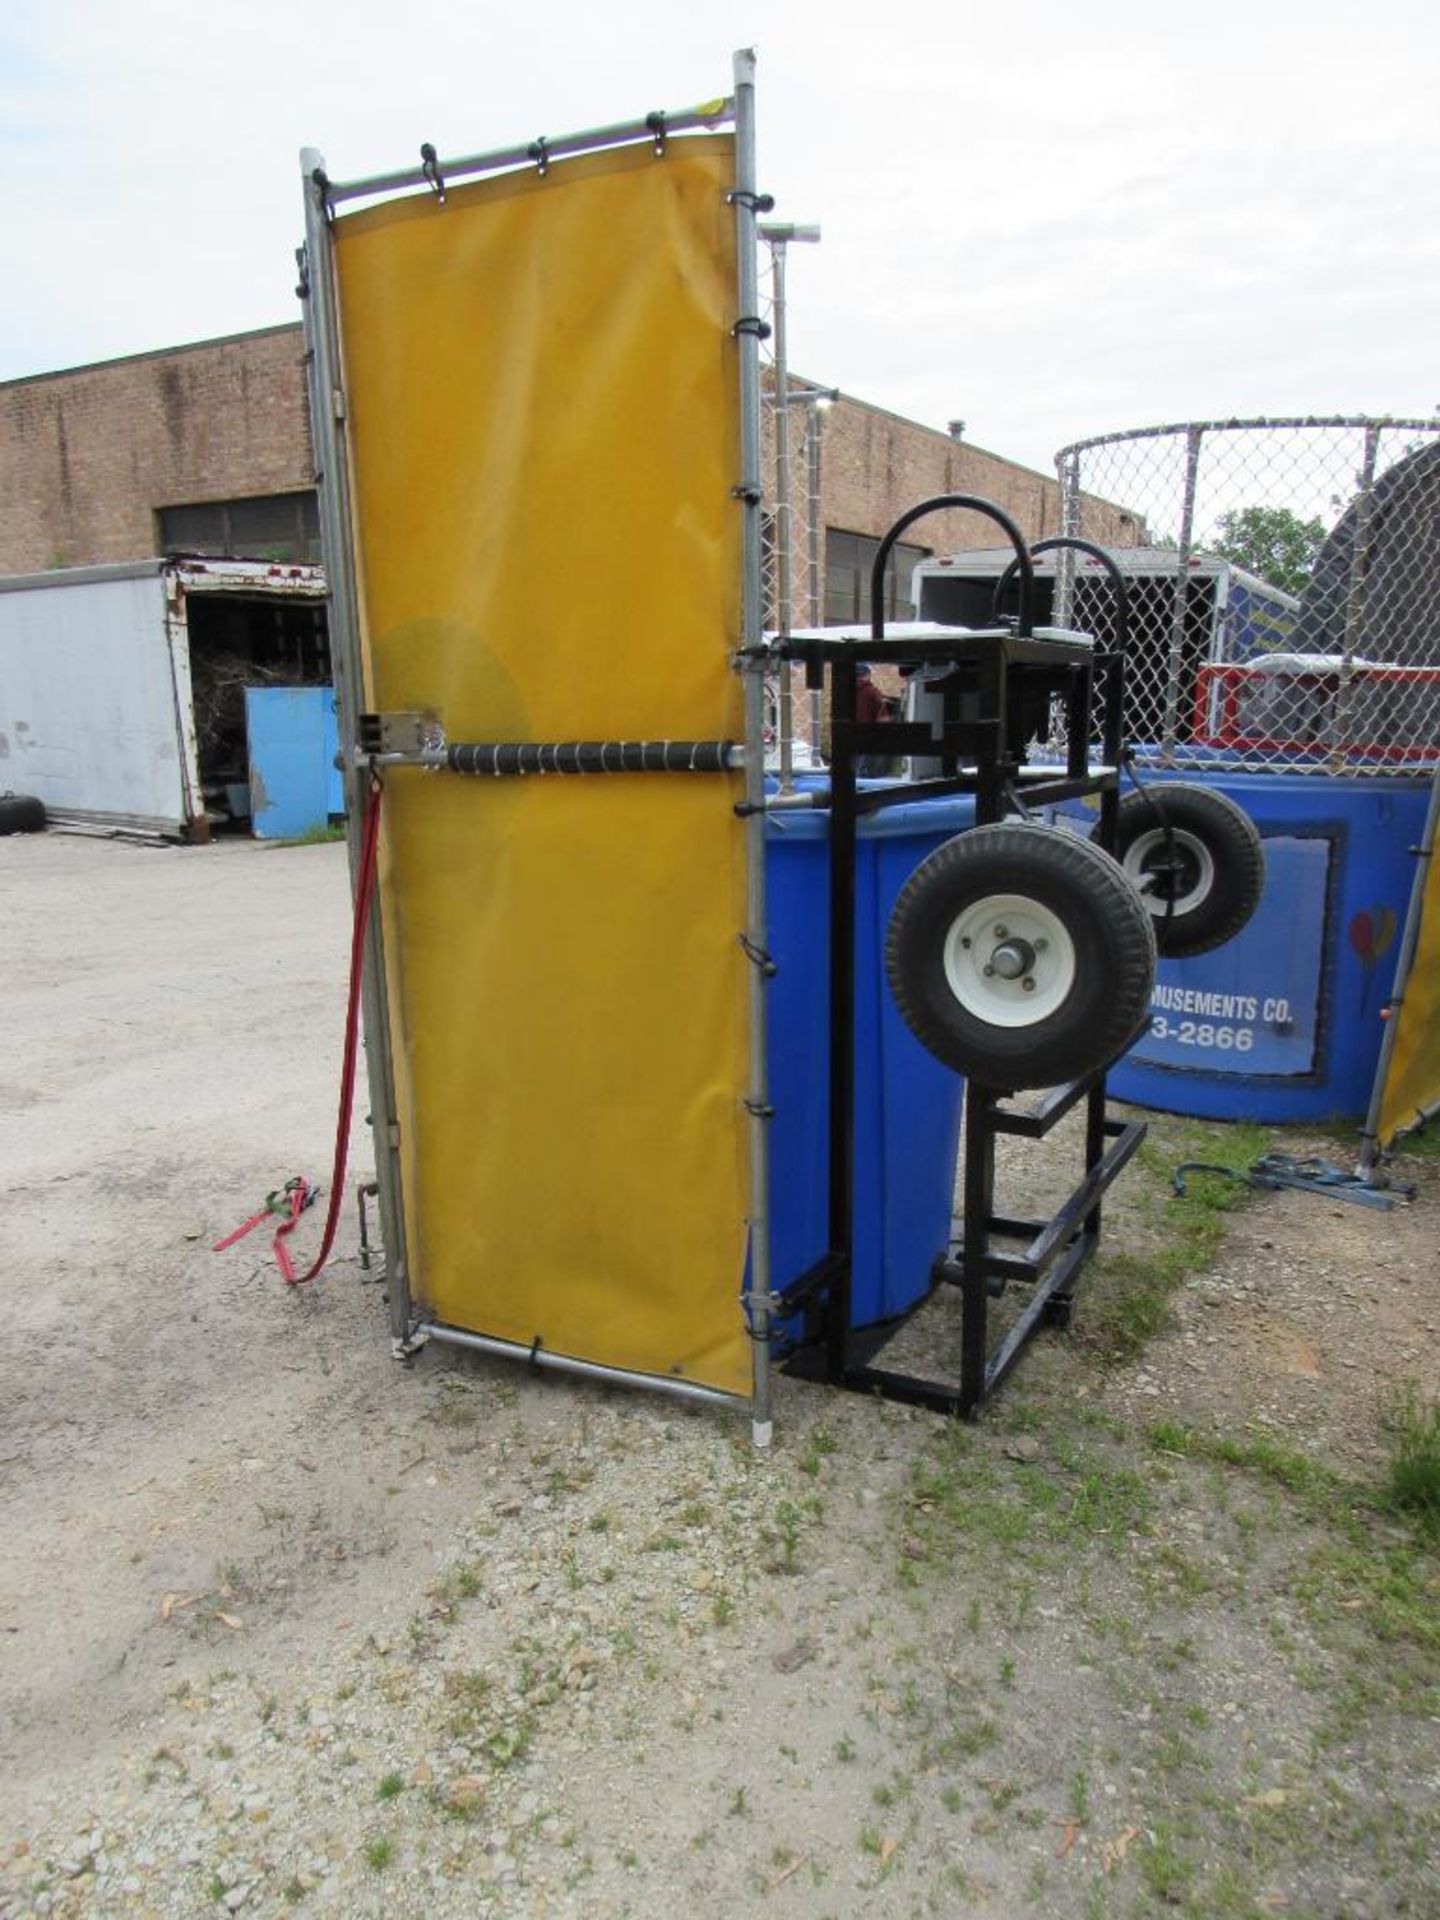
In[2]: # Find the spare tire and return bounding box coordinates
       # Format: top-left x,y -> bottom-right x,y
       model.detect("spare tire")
885,822 -> 1156,1090
1096,783 -> 1263,958
0,793 -> 46,836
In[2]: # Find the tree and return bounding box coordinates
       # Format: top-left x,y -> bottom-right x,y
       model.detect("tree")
1210,505 -> 1327,595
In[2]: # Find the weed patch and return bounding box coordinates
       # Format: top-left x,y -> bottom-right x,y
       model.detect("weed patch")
1079,1121 -> 1267,1361
1383,1384 -> 1440,1531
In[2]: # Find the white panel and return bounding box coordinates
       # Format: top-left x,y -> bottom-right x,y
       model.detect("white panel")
0,572 -> 188,830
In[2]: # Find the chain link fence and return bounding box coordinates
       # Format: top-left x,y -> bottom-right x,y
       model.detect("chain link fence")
1049,418 -> 1440,776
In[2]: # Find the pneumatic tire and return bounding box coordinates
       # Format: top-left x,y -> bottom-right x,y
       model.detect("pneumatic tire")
1096,783 -> 1263,958
885,823 -> 1156,1090
0,793 -> 46,836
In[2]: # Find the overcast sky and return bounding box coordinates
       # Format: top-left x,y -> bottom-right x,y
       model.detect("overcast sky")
3,0 -> 1436,473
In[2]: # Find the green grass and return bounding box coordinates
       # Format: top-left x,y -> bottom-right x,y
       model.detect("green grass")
1080,1121 -> 1269,1360
1384,1385 -> 1440,1529
376,1770 -> 404,1801
279,820 -> 347,847
1149,1420 -> 1329,1499
363,1836 -> 392,1872
1146,1417 -> 1440,1679
1139,1825 -> 1194,1904
1068,1769 -> 1089,1823
1393,1123 -> 1440,1158
904,1418 -> 1152,1576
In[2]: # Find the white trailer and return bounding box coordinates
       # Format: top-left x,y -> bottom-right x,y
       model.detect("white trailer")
0,557 -> 328,837
911,545 -> 1300,752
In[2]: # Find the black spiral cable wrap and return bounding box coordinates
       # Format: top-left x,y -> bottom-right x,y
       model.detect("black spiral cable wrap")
445,740 -> 735,776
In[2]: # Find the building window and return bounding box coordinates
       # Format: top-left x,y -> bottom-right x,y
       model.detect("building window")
157,491 -> 321,564
825,528 -> 929,625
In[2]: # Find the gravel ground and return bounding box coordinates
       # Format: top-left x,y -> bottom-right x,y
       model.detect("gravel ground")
1,831 -> 1437,1920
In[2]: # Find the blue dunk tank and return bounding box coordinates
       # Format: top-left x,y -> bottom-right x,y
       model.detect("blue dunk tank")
1057,770 -> 1430,1123
916,422 -> 1440,1128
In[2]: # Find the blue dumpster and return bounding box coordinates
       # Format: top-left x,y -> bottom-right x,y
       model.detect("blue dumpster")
765,791 -> 973,1330
245,686 -> 343,840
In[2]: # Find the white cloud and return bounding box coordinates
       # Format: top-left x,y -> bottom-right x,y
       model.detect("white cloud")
2,0 -> 1437,470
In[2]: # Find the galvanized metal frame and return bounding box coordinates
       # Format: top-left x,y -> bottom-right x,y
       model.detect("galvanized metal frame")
298,149 -> 415,1351
319,100 -> 735,209
732,49 -> 776,1443
297,55 -> 774,1431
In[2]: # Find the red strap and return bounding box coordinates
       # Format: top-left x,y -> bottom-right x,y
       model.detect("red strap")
212,1207 -> 272,1254
271,1179 -> 309,1283
287,781 -> 384,1287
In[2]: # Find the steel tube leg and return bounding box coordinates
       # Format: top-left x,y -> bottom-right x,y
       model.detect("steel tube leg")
825,651 -> 859,1381
960,1081 -> 996,1412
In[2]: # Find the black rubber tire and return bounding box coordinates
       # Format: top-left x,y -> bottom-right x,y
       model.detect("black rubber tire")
1096,783 -> 1264,959
885,822 -> 1156,1090
0,794 -> 46,836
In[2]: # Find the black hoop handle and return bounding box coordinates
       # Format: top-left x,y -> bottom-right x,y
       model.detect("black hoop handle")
990,535 -> 1132,657
869,494 -> 1036,643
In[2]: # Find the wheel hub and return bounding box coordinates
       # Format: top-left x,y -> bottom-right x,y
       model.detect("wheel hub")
1124,826 -> 1215,918
942,892 -> 1077,1029
987,938 -> 1035,980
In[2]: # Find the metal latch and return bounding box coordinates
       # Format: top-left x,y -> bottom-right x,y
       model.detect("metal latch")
357,710 -> 445,757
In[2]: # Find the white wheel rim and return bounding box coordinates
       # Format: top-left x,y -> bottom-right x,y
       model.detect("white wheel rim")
1124,826 -> 1214,919
941,893 -> 1077,1029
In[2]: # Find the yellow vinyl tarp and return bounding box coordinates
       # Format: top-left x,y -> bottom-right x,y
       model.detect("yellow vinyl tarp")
332,137 -> 751,1395
1376,786 -> 1440,1147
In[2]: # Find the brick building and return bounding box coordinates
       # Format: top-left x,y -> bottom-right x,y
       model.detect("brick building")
0,323 -> 1135,607
0,326 -> 315,578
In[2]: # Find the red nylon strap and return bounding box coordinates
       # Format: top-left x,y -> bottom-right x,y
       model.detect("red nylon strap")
271,1179 -> 309,1283
288,781 -> 384,1287
212,1206 -> 273,1254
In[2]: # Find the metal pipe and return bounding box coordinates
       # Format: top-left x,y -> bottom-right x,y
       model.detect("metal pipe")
1160,425 -> 1202,763
1358,764 -> 1440,1170
732,48 -> 775,1449
1055,448 -> 1081,632
753,763 -> 1120,811
1056,414 -> 1440,461
768,236 -> 796,792
324,100 -> 735,205
419,1321 -> 746,1412
299,148 -> 414,1346
805,401 -> 825,750
1329,422 -> 1380,774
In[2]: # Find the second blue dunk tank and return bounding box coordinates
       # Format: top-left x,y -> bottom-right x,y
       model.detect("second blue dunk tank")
764,793 -> 974,1331
758,768 -> 1426,1343
1056,768 -> 1430,1124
